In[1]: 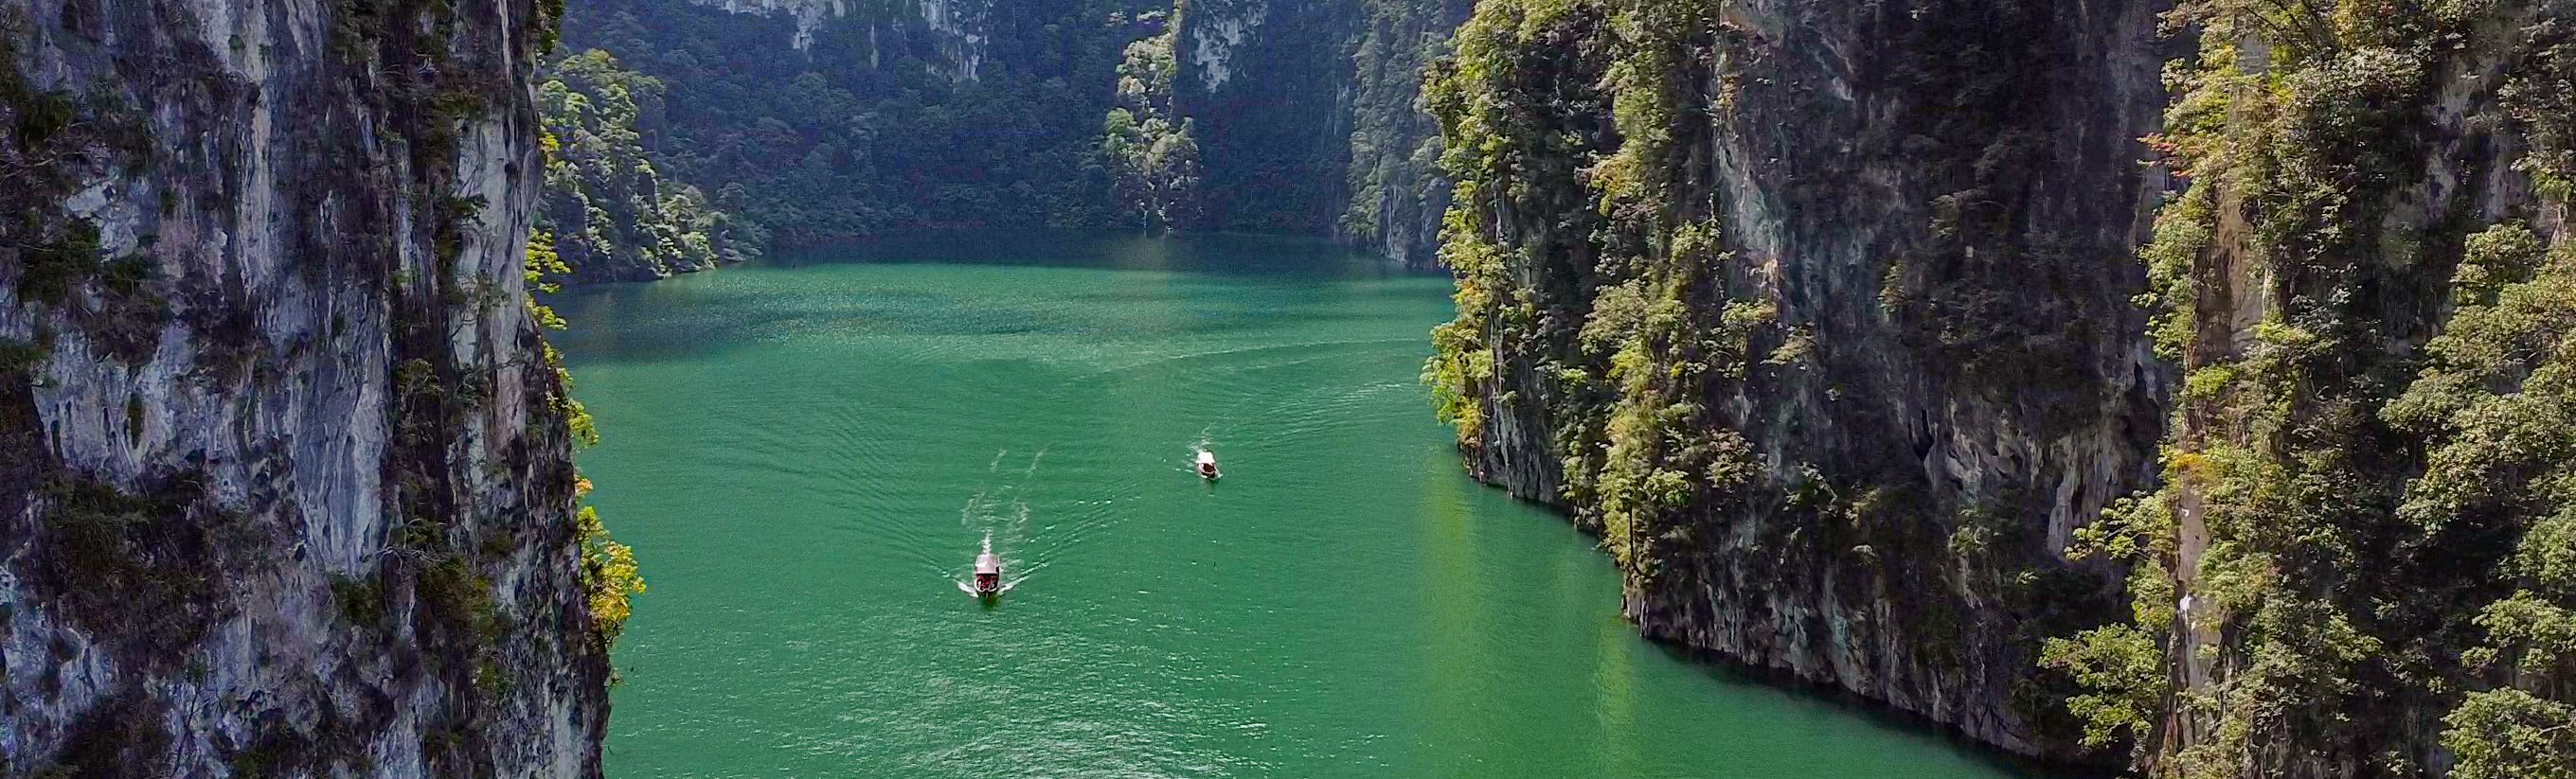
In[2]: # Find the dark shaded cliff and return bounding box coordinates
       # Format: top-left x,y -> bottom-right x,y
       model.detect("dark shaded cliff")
554,0 -> 1165,241
0,0 -> 610,770
1170,0 -> 1356,234
1422,0 -> 2171,762
1168,0 -> 1470,262
533,0 -> 1470,264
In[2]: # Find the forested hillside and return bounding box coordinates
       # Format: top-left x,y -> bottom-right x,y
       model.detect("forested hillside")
539,50 -> 760,283
528,0 -> 1468,271
554,0 -> 1166,244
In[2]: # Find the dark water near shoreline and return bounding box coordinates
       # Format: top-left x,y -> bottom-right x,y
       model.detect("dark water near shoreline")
550,232 -> 2065,778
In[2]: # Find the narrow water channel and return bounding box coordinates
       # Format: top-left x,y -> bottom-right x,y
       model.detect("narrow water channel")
550,232 -> 2060,778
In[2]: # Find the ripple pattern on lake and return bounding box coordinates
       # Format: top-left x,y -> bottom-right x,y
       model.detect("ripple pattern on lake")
551,232 -> 2066,779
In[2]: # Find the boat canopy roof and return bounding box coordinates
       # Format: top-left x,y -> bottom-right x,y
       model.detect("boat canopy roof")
1197,451 -> 1217,465
975,553 -> 1001,575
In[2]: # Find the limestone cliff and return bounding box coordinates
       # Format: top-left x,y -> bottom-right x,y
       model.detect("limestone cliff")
1422,0 -> 2170,762
0,0 -> 608,770
681,0 -> 986,67
1426,0 -> 2576,774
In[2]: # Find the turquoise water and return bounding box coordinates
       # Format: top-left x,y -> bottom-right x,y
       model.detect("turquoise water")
549,232 -> 2056,778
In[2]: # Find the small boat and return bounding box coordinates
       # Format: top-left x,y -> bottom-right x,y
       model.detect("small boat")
1195,450 -> 1220,480
973,552 -> 1002,597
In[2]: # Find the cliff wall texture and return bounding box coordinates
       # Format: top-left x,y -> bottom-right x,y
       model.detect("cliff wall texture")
0,0 -> 609,770
1426,1 -> 2576,775
1422,0 -> 2173,762
2084,2 -> 2576,776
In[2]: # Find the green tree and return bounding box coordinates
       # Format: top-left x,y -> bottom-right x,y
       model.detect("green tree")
538,48 -> 760,283
1100,15 -> 1199,233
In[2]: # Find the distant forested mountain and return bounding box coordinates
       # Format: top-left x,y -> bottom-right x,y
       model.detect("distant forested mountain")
554,0 -> 1166,247
534,0 -> 1469,274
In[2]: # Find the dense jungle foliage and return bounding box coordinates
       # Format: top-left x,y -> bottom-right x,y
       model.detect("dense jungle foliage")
554,0 -> 1169,242
534,0 -> 1464,257
539,49 -> 760,283
1100,12 -> 1200,232
2039,1 -> 2576,776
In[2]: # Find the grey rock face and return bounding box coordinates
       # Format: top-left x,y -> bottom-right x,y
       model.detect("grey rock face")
678,0 -> 987,72
1442,0 -> 2174,762
0,0 -> 606,772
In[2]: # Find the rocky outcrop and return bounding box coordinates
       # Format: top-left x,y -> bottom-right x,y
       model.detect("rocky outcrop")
674,0 -> 988,72
1423,0 -> 2170,763
0,0 -> 607,771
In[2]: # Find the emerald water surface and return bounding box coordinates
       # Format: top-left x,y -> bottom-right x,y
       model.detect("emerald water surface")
551,233 -> 2054,778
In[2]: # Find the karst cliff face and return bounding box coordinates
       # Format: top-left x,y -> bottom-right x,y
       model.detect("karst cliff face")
0,0 -> 608,770
1335,0 -> 1473,267
1423,0 -> 2171,762
1426,0 -> 2576,774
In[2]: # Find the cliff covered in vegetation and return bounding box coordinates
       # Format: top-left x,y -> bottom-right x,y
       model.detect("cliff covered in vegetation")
0,0 -> 621,770
1339,0 -> 1474,266
1422,0 -> 2172,762
1423,0 -> 2576,775
556,0 -> 1166,241
2052,2 -> 2576,776
538,49 -> 760,283
1168,0 -> 1473,261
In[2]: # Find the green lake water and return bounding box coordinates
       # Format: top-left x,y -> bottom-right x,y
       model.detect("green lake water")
550,232 -> 2058,779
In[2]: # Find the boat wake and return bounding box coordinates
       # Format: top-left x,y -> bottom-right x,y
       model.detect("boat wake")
950,450 -> 1056,596
939,444 -> 1140,599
